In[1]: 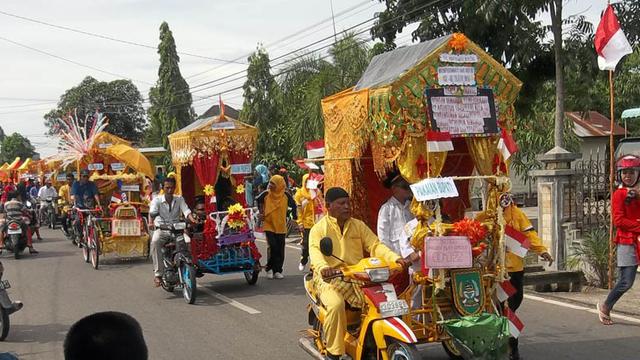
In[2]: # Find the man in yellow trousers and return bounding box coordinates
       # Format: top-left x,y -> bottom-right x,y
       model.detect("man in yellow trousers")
309,187 -> 410,360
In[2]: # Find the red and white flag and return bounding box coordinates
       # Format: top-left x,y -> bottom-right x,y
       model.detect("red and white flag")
497,129 -> 518,161
426,131 -> 453,152
295,159 -> 320,170
595,5 -> 633,71
305,140 -> 325,159
496,280 -> 517,303
505,225 -> 531,258
504,308 -> 524,338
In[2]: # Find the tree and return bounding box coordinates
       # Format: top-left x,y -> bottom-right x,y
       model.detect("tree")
239,46 -> 285,162
43,76 -> 146,142
0,133 -> 35,163
146,21 -> 195,155
0,126 -> 5,142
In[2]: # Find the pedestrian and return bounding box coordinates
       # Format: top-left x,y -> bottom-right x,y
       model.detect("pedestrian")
256,175 -> 296,279
294,173 -> 318,271
598,155 -> 640,325
63,311 -> 148,360
476,193 -> 553,360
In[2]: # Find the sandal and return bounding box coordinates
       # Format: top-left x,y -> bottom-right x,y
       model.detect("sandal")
597,302 -> 613,325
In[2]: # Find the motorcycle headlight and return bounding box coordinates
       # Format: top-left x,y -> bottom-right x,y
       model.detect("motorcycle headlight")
173,222 -> 187,230
366,268 -> 390,282
26,201 -> 32,207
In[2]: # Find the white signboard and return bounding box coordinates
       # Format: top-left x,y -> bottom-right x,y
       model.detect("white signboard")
121,184 -> 140,192
439,53 -> 478,63
410,177 -> 459,202
430,96 -> 492,134
56,174 -> 68,182
110,162 -> 125,171
230,163 -> 252,175
211,121 -> 236,130
87,163 -> 104,171
98,143 -> 112,149
424,236 -> 472,269
437,66 -> 476,86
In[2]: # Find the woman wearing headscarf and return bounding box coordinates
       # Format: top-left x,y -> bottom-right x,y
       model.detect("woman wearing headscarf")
294,173 -> 319,271
253,165 -> 269,197
256,175 -> 296,279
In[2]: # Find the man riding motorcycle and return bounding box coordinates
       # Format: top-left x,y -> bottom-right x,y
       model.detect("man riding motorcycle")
0,191 -> 38,254
149,177 -> 195,287
37,179 -> 58,226
309,187 -> 410,360
58,173 -> 75,235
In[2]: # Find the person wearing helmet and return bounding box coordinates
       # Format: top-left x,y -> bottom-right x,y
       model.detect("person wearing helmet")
598,155 -> 640,325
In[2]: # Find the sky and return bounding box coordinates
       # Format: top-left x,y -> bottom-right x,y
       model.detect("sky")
0,0 -> 608,157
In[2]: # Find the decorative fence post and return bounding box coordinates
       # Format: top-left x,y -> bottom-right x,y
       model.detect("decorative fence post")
530,148 -> 580,271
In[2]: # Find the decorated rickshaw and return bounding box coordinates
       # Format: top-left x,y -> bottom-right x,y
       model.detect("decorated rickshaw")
53,112 -> 154,269
168,104 -> 262,284
306,33 -> 524,359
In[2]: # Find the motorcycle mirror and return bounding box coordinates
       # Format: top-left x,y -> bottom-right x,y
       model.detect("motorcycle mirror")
319,237 -> 333,257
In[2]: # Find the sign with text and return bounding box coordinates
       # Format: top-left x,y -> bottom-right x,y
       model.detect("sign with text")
425,88 -> 498,136
211,121 -> 236,130
98,143 -> 112,149
423,236 -> 472,269
56,174 -> 68,182
110,162 -> 125,171
439,53 -> 478,63
230,163 -> 252,175
410,177 -> 459,202
87,163 -> 104,171
121,184 -> 140,192
437,66 -> 476,85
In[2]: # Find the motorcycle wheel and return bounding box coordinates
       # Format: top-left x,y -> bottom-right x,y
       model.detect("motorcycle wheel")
50,212 -> 56,230
442,339 -> 464,359
89,226 -> 100,270
181,264 -> 197,304
386,340 -> 421,360
11,236 -> 20,260
0,306 -> 9,341
244,270 -> 259,285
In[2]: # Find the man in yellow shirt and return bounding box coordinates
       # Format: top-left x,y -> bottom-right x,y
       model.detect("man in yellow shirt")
475,195 -> 552,360
309,187 -> 410,360
58,173 -> 74,236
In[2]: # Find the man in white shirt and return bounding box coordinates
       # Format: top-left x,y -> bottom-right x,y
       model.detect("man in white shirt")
37,179 -> 58,225
377,173 -> 415,255
148,177 -> 195,287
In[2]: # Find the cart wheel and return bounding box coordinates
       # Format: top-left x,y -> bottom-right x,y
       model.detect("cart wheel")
386,340 -> 421,360
0,306 -> 9,341
442,339 -> 464,360
244,270 -> 259,285
181,264 -> 197,304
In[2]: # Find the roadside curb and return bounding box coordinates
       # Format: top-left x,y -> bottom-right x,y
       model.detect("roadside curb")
529,291 -> 640,318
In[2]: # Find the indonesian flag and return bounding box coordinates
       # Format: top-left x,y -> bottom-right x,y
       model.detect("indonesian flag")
505,225 -> 531,258
497,129 -> 518,161
496,280 -> 517,303
295,159 -> 320,170
595,5 -> 633,71
305,140 -> 325,159
505,308 -> 524,338
111,192 -> 126,204
426,131 -> 453,152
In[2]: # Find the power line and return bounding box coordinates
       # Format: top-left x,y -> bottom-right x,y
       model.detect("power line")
0,9 -> 245,64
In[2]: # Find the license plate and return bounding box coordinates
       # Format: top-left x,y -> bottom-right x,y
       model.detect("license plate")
379,299 -> 409,318
7,228 -> 21,235
0,280 -> 10,290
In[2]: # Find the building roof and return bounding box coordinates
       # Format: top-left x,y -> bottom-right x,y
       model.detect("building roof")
567,111 -> 626,138
197,104 -> 240,120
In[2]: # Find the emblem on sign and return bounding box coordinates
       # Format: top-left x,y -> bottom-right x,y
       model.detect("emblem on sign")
450,269 -> 485,316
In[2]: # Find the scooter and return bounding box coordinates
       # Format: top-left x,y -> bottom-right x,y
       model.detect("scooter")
0,261 -> 23,341
157,221 -> 197,304
3,215 -> 29,259
301,237 -> 420,360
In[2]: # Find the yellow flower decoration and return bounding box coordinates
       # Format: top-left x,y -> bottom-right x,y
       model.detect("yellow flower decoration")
203,184 -> 215,196
236,184 -> 245,194
449,32 -> 467,52
228,203 -> 244,214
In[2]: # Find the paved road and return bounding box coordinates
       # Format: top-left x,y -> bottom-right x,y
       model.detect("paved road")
1,228 -> 639,359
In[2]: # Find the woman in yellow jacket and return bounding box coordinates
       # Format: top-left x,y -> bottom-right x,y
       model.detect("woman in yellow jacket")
476,196 -> 553,360
256,175 -> 296,279
294,173 -> 317,271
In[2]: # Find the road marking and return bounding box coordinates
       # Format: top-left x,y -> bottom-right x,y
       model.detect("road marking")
524,294 -> 640,324
197,285 -> 261,314
255,238 -> 301,250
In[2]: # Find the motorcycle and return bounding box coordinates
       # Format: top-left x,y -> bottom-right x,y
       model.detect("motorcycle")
3,213 -> 29,259
38,196 -> 58,229
24,198 -> 39,242
0,261 -> 23,341
301,237 -> 420,360
157,221 -> 197,304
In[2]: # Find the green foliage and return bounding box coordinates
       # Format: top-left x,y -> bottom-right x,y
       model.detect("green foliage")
0,133 -> 35,163
43,76 -> 146,142
146,21 -> 195,167
0,126 -> 5,142
567,227 -> 611,288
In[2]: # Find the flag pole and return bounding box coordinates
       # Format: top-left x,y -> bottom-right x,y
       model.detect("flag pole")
608,69 -> 615,290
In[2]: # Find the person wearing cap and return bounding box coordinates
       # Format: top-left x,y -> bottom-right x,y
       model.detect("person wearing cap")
71,170 -> 101,209
294,173 -> 320,271
37,178 -> 58,227
377,172 -> 415,256
309,187 -> 410,360
598,155 -> 640,326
